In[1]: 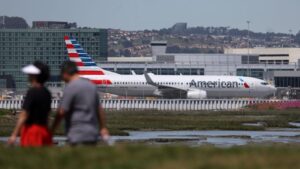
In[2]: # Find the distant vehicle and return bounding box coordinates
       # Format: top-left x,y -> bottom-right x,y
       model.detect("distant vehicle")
0,90 -> 14,100
64,36 -> 277,99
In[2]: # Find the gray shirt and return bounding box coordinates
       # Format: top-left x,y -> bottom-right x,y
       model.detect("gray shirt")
60,78 -> 100,144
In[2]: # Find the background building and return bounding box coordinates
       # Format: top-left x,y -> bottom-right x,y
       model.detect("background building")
100,43 -> 300,93
171,22 -> 187,34
0,16 -> 29,29
32,21 -> 77,29
225,48 -> 300,64
0,28 -> 108,90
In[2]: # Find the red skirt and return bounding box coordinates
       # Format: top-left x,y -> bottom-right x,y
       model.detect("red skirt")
21,124 -> 53,147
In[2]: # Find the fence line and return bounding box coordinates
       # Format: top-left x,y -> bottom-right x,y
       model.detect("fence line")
0,99 -> 287,111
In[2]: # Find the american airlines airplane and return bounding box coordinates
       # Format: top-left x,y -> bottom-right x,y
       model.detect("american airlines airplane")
64,36 -> 277,99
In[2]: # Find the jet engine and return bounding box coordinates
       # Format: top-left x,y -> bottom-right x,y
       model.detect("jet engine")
186,89 -> 207,99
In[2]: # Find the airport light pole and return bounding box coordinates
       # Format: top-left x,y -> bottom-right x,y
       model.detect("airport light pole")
226,26 -> 230,75
289,29 -> 293,47
247,21 -> 251,77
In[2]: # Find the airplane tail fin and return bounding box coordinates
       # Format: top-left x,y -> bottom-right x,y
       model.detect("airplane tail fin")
64,36 -> 119,75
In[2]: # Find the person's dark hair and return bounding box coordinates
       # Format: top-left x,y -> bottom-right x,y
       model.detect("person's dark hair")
61,61 -> 78,76
33,61 -> 50,84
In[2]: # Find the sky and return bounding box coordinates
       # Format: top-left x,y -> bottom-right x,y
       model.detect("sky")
1,0 -> 300,33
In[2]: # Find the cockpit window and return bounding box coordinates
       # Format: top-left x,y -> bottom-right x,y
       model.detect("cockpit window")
261,82 -> 268,85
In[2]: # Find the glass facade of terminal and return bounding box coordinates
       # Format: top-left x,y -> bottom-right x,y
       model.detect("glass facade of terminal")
0,29 -> 108,89
103,67 -> 205,75
275,77 -> 300,88
233,69 -> 265,79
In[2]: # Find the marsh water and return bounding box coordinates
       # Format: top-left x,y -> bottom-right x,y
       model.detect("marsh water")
113,129 -> 300,147
2,129 -> 300,147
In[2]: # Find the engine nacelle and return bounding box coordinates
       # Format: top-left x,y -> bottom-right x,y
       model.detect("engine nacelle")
187,89 -> 207,99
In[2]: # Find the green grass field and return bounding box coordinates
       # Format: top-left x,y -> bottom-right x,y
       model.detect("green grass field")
1,145 -> 300,169
106,109 -> 300,135
1,109 -> 300,169
1,109 -> 300,136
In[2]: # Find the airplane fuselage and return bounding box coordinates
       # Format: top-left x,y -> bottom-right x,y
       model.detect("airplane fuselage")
64,36 -> 276,99
80,74 -> 276,98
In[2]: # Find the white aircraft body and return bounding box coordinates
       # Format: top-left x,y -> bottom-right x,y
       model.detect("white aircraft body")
64,36 -> 277,99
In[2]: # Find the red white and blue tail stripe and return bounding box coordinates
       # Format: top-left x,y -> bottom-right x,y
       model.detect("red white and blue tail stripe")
64,36 -> 116,85
64,36 -> 118,76
64,36 -> 98,67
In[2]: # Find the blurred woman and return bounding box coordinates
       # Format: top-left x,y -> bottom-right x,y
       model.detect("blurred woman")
8,61 -> 52,147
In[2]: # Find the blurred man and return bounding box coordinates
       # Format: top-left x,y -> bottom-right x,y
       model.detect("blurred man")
51,61 -> 109,145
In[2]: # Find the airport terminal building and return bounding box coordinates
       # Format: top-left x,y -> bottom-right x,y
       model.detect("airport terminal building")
0,28 -> 108,89
101,42 -> 300,91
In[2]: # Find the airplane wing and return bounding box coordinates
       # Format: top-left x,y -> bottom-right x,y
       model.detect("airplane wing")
144,73 -> 188,97
144,73 -> 158,86
131,70 -> 136,75
145,73 -> 208,99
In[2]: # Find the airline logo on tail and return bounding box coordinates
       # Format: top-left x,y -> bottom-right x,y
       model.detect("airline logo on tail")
64,36 -> 112,85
